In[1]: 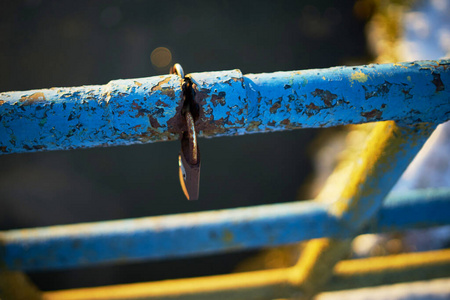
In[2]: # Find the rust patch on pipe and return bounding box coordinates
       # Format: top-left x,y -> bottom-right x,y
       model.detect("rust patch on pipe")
148,115 -> 161,128
151,77 -> 175,99
189,83 -> 228,134
432,73 -> 445,92
211,92 -> 226,107
23,144 -> 46,150
131,101 -> 142,111
193,87 -> 210,106
270,102 -> 281,113
402,89 -> 413,100
131,100 -> 148,118
162,89 -> 175,99
361,109 -> 382,120
311,89 -> 337,107
132,125 -> 142,132
166,79 -> 194,134
281,119 -> 290,125
307,103 -> 320,110
247,121 -> 261,131
197,117 -> 227,135
364,81 -> 392,100
155,100 -> 170,108
166,106 -> 185,133
19,92 -> 46,106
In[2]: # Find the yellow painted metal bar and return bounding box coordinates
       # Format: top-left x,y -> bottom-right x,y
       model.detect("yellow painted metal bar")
291,121 -> 436,299
43,268 -> 300,300
291,238 -> 352,298
327,248 -> 450,291
41,249 -> 450,300
0,271 -> 42,300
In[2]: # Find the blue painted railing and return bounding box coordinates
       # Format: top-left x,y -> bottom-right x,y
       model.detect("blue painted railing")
0,188 -> 449,271
1,60 -> 449,154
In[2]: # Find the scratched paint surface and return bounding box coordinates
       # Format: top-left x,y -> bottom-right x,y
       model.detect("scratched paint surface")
0,188 -> 448,271
0,60 -> 449,154
0,75 -> 182,154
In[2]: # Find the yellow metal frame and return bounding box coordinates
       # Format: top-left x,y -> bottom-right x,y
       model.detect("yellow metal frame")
35,249 -> 450,300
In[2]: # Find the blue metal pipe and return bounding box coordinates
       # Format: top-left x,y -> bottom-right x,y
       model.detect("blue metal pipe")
1,60 -> 449,154
1,188 -> 448,271
0,75 -> 183,154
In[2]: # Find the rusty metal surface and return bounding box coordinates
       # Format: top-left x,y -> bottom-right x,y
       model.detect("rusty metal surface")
0,75 -> 183,154
1,60 -> 449,154
192,61 -> 450,138
0,188 -> 448,272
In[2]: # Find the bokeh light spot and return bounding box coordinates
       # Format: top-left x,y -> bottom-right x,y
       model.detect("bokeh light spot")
150,47 -> 172,68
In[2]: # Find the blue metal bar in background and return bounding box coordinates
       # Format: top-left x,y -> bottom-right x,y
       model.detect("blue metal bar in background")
1,188 -> 449,271
1,60 -> 449,154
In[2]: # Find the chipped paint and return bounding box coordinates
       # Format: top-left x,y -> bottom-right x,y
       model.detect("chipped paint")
0,75 -> 183,154
19,92 -> 46,105
351,71 -> 369,84
431,73 -> 445,92
189,59 -> 449,140
361,109 -> 382,120
0,60 -> 449,154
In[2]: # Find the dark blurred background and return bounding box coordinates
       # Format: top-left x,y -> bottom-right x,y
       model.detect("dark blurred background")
0,0 -> 370,291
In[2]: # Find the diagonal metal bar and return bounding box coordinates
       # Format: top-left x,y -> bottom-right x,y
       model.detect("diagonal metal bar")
0,271 -> 42,300
1,60 -> 449,154
291,122 -> 437,299
0,188 -> 448,272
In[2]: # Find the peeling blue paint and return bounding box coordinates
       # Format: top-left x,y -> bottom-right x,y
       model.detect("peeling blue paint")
0,75 -> 183,154
0,60 -> 450,153
1,60 -> 449,154
238,60 -> 450,134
